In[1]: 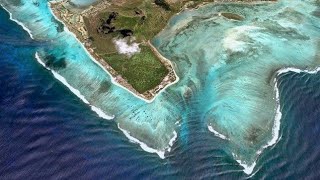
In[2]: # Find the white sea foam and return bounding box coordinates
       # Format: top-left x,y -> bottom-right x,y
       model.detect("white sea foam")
113,38 -> 141,57
261,77 -> 282,150
0,4 -> 34,39
167,131 -> 178,152
35,52 -> 114,120
90,105 -> 114,120
277,67 -> 320,75
207,124 -> 229,140
263,66 -> 320,148
267,66 -> 320,151
232,153 -> 256,175
117,123 -> 165,159
35,53 -> 49,69
52,71 -> 90,104
232,74 -> 282,175
37,3 -> 179,159
233,66 -> 320,175
117,123 -> 178,159
9,1 -> 319,174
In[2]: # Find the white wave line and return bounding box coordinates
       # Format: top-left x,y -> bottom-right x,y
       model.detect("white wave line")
35,52 -> 114,120
234,66 -> 320,175
207,124 -> 229,140
117,123 -> 178,159
117,123 -> 165,159
48,2 -> 179,104
0,4 -> 34,39
4,3 -> 179,158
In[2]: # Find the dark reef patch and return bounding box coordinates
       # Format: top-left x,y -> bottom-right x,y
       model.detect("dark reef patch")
245,127 -> 263,144
32,0 -> 39,7
44,54 -> 67,70
312,8 -> 320,18
262,20 -> 310,41
10,0 -> 23,6
51,17 -> 64,33
98,81 -> 111,93
221,12 -> 244,21
155,0 -> 171,11
278,8 -> 305,24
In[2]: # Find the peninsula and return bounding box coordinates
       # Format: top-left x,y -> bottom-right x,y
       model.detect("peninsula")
49,0 -> 274,101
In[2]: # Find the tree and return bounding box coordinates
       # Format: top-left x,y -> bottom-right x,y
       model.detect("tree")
155,0 -> 170,11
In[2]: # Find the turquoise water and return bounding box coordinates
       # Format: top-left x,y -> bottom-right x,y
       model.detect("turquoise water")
1,0 -> 319,174
153,0 -> 320,170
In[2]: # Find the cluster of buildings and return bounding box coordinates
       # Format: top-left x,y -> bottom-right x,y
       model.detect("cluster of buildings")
51,1 -> 88,40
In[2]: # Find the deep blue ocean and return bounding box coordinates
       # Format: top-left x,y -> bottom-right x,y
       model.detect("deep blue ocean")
1,5 -> 320,179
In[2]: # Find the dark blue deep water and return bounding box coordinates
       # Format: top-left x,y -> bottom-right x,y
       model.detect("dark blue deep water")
1,7 -> 320,179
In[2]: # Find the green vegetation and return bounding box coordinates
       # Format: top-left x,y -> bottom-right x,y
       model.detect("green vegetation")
83,0 -> 210,93
155,0 -> 171,11
105,46 -> 168,93
99,1 -> 176,41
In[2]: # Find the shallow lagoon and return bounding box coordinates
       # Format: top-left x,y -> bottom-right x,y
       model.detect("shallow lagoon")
154,0 -> 320,171
1,0 -> 319,174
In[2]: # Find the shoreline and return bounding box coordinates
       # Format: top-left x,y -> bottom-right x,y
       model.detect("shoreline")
2,0 -> 317,175
0,1 -> 180,161
0,3 -> 116,120
48,0 -> 275,103
49,0 -> 178,103
47,3 -> 155,103
1,0 -> 281,173
35,52 -> 115,120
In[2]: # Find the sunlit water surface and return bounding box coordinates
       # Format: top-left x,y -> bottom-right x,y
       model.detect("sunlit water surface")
0,0 -> 320,177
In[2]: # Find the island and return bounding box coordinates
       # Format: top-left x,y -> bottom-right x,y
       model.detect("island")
50,0 -> 180,101
49,0 -> 262,101
5,0 -> 317,175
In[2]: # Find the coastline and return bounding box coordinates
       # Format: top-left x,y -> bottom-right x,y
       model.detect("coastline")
48,0 -> 276,103
0,1 -> 181,161
35,52 -> 115,120
2,0 -> 318,175
47,2 -> 180,158
5,0 -> 280,173
47,3 -> 152,103
0,3 -> 116,121
49,0 -> 178,103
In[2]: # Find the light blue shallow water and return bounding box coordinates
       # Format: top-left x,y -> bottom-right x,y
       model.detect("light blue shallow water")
153,0 -> 320,169
1,0 -> 319,175
0,0 -> 181,159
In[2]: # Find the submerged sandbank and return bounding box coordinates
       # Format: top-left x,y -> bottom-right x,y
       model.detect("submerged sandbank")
2,0 -> 320,176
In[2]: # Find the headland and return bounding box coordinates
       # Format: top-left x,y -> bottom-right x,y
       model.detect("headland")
49,0 -> 274,101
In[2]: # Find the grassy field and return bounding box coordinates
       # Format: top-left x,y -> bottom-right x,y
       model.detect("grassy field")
104,46 -> 168,93
83,0 -> 209,93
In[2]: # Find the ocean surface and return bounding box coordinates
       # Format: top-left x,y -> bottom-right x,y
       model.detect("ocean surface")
0,0 -> 320,179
